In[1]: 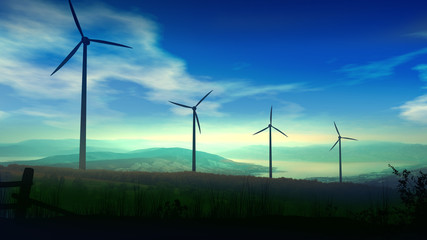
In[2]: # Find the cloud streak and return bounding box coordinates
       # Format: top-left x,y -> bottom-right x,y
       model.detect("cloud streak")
412,64 -> 427,88
396,95 -> 427,124
337,48 -> 427,125
337,48 -> 427,84
395,64 -> 427,125
0,0 -> 312,126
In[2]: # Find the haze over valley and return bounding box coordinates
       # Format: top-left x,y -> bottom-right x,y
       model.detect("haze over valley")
1,139 -> 426,182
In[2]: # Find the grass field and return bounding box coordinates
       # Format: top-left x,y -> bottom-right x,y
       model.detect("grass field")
0,164 -> 424,239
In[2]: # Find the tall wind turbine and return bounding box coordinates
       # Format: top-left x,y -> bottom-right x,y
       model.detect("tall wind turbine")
253,106 -> 288,178
51,0 -> 132,170
329,122 -> 357,183
169,90 -> 213,172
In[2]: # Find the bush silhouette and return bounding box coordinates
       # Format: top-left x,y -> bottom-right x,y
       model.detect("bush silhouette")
389,164 -> 427,225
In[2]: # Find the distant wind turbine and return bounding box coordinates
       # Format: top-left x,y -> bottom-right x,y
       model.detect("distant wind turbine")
51,0 -> 132,170
329,121 -> 357,183
169,90 -> 213,172
253,106 -> 288,178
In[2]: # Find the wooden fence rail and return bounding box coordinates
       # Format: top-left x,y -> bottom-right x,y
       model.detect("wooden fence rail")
0,168 -> 33,218
0,167 -> 76,218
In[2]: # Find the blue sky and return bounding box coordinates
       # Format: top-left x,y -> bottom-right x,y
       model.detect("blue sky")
1,0 -> 427,153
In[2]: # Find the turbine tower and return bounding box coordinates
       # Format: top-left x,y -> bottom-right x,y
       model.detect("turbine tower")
253,106 -> 288,178
329,121 -> 357,183
169,90 -> 213,172
51,0 -> 132,170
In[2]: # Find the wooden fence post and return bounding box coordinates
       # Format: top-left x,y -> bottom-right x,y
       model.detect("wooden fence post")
2,167 -> 76,218
15,168 -> 34,219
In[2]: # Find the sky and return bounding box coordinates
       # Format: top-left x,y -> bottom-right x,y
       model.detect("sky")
1,0 -> 427,156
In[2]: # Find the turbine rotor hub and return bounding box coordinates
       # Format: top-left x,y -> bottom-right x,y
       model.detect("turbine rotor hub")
192,106 -> 197,111
82,36 -> 90,45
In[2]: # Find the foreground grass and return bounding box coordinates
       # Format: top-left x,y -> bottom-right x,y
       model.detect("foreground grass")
1,164 -> 404,224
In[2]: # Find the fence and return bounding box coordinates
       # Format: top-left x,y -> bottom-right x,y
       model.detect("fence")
0,167 -> 76,218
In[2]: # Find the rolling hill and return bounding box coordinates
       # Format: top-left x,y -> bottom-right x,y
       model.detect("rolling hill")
0,139 -> 147,158
0,147 -> 269,176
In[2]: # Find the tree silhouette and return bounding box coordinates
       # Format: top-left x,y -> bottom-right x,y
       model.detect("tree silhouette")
389,164 -> 427,225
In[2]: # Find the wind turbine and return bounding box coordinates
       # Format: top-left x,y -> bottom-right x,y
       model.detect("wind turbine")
329,121 -> 357,183
253,106 -> 288,178
169,90 -> 213,172
51,0 -> 132,170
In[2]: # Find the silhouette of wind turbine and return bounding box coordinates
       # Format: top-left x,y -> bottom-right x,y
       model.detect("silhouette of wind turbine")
253,106 -> 288,178
329,122 -> 357,183
169,90 -> 213,172
51,0 -> 132,170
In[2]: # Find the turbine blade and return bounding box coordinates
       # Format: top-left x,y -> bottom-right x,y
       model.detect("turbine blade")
69,0 -> 84,37
89,39 -> 132,48
196,90 -> 213,107
270,106 -> 272,125
272,126 -> 288,137
253,126 -> 268,135
342,137 -> 357,141
169,101 -> 192,108
51,41 -> 82,76
329,139 -> 339,151
334,121 -> 341,136
195,111 -> 201,134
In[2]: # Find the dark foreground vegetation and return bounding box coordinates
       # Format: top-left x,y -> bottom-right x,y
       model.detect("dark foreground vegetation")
1,164 -> 426,239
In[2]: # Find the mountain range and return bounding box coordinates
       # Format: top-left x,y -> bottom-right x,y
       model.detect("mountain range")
0,146 -> 268,176
1,139 -> 426,180
0,139 -> 145,158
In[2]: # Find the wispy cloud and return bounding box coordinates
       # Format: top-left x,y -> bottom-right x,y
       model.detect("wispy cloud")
337,48 -> 427,84
0,111 -> 10,120
15,108 -> 67,119
406,31 -> 427,39
0,0 -> 312,125
274,100 -> 305,120
214,81 -> 312,104
412,64 -> 427,88
396,95 -> 427,124
395,64 -> 427,124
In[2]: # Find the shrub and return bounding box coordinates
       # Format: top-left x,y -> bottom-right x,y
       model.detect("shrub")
389,164 -> 427,225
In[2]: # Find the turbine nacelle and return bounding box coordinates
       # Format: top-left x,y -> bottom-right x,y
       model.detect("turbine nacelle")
51,0 -> 132,77
169,90 -> 213,135
329,122 -> 357,151
253,107 -> 288,137
82,36 -> 90,45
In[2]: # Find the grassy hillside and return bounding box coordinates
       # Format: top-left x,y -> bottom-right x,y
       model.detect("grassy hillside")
0,164 -> 400,219
1,164 -> 425,238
